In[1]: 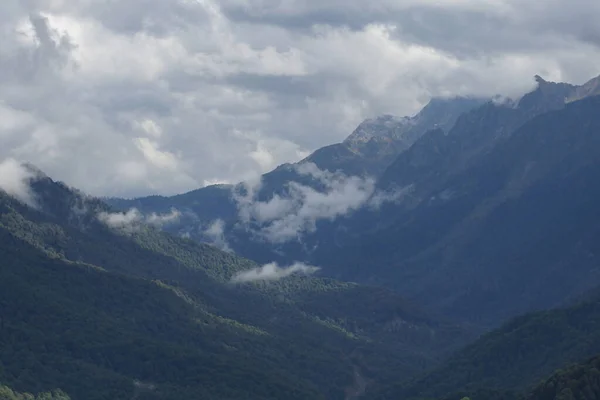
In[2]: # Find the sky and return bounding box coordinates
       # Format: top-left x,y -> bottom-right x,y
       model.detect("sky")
1,0 -> 600,198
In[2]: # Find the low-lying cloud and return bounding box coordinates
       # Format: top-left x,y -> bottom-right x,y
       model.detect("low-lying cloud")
368,183 -> 415,209
0,158 -> 38,208
203,219 -> 233,252
98,207 -> 181,232
232,162 -> 411,243
231,262 -> 320,283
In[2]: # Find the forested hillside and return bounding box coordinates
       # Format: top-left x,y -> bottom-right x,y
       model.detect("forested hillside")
372,293 -> 600,399
0,172 -> 469,399
528,355 -> 600,400
0,385 -> 69,400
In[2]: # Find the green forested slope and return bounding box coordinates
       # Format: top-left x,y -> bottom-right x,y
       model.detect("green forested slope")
0,174 -> 468,399
527,355 -> 600,400
0,384 -> 70,400
372,294 -> 600,400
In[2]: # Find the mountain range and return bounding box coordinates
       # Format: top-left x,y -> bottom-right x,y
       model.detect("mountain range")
108,73 -> 600,328
2,73 -> 600,399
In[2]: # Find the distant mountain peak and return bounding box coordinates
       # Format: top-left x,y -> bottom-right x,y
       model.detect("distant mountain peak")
343,96 -> 487,154
343,115 -> 413,150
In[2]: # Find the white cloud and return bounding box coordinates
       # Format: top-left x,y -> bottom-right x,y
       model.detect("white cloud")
204,219 -> 232,252
98,208 -> 143,231
98,207 -> 180,232
0,158 -> 38,208
146,208 -> 181,226
231,261 -> 320,283
233,162 -> 405,243
368,184 -> 415,209
1,0 -> 599,198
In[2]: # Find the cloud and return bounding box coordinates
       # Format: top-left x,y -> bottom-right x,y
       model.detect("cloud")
232,162 -> 407,242
98,207 -> 180,232
97,208 -> 144,233
203,219 -> 232,252
1,0 -> 600,198
146,208 -> 181,226
0,158 -> 38,208
367,184 -> 415,209
231,261 -> 320,283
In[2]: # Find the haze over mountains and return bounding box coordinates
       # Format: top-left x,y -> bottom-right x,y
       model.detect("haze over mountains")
3,70 -> 600,399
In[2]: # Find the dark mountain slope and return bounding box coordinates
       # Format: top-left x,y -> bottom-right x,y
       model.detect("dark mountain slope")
377,75 -> 578,192
307,97 -> 486,177
527,354 -> 600,400
372,291 -> 600,400
318,94 -> 600,326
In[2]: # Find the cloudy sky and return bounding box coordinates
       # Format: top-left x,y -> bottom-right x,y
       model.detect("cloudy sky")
1,0 -> 599,198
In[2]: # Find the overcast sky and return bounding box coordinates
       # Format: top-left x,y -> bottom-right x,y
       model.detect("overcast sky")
1,0 -> 599,198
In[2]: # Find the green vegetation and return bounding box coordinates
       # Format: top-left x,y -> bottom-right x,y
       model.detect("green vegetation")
0,385 -> 69,400
0,177 -> 467,399
528,355 -> 600,400
371,293 -> 600,400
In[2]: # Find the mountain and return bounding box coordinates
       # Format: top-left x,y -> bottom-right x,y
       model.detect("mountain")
320,92 -> 600,327
305,96 -> 486,177
0,169 -> 470,399
372,291 -> 600,399
376,74 -> 583,192
105,74 -> 600,331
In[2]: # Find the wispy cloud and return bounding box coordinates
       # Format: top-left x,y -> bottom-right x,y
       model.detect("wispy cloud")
98,207 -> 180,232
203,219 -> 233,252
232,162 -> 407,243
367,183 -> 415,209
146,209 -> 182,226
0,158 -> 38,208
231,262 -> 320,283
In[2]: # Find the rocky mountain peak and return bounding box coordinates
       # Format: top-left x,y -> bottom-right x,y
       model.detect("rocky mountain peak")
343,114 -> 413,149
343,96 -> 487,154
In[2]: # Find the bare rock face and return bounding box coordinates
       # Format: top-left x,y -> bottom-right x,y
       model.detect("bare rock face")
343,114 -> 414,152
567,74 -> 600,103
